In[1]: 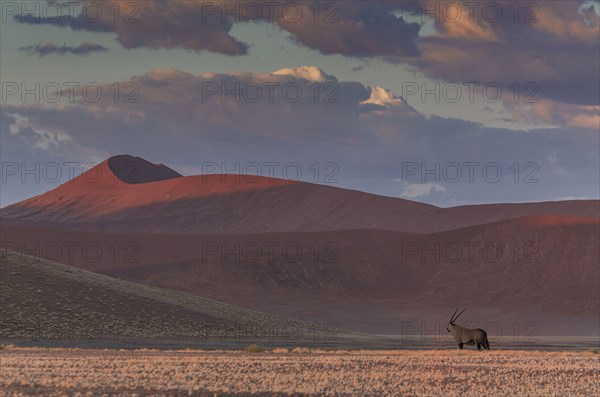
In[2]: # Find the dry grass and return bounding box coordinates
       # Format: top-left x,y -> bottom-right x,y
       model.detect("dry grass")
1,348 -> 598,396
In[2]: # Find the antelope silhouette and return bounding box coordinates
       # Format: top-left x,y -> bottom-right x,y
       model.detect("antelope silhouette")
446,308 -> 490,350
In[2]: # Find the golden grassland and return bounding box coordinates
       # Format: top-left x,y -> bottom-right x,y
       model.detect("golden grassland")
1,347 -> 599,396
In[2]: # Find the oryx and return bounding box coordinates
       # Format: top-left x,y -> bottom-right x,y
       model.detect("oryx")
446,308 -> 490,350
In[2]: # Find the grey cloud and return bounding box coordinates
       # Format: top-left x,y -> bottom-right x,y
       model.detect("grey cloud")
19,42 -> 108,57
12,1 -> 598,108
14,1 -> 248,55
407,0 -> 600,106
13,1 -> 421,57
275,1 -> 421,57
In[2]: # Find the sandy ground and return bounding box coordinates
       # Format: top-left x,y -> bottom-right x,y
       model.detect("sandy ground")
1,347 -> 598,396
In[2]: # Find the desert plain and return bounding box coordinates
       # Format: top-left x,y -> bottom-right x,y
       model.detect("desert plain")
1,346 -> 599,396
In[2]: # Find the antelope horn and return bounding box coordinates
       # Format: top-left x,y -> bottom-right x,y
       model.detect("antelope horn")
449,308 -> 459,323
453,308 -> 467,323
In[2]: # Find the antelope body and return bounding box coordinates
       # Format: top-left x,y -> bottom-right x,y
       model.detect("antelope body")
446,308 -> 490,350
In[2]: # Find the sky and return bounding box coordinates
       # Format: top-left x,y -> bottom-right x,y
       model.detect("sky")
1,0 -> 599,207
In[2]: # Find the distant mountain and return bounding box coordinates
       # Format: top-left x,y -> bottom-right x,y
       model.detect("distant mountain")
1,155 -> 598,234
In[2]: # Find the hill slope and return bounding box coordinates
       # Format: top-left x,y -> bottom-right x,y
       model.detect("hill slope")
0,249 -> 329,343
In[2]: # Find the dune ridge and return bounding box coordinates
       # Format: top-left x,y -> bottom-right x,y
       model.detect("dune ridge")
1,155 -> 598,234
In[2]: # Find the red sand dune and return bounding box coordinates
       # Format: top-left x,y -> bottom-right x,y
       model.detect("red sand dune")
1,155 -> 598,234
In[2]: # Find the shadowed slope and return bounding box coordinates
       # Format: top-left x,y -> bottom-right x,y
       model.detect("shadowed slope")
2,215 -> 598,334
107,154 -> 183,183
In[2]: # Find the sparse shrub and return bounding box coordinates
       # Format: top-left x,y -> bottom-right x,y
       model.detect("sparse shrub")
589,348 -> 599,354
244,343 -> 264,353
291,347 -> 311,354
